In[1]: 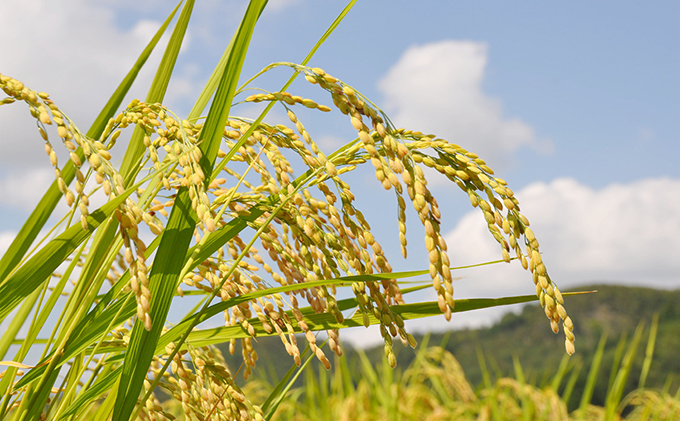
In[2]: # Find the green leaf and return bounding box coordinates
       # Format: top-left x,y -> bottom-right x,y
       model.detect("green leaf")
119,1 -> 194,182
11,209 -> 263,391
0,287 -> 42,361
638,313 -> 659,389
0,245 -> 81,399
178,294 -> 543,349
113,188 -> 196,421
59,367 -> 122,419
577,332 -> 608,417
604,322 -> 644,420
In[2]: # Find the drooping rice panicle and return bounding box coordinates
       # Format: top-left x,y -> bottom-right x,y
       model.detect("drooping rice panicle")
1,60 -> 575,419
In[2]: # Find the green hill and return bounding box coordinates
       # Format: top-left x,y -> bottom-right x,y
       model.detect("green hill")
396,284 -> 680,409
216,284 -> 680,410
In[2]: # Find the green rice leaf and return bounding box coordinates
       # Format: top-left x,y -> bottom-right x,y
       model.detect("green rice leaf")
112,189 -> 196,421
605,322 -> 644,420
0,288 -> 41,361
11,209 -> 265,391
59,366 -> 122,419
578,332 -> 608,417
178,294 -> 544,349
119,1 -> 194,182
638,313 -> 659,389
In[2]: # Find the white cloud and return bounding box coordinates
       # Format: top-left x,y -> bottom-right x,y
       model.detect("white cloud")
445,177 -> 680,290
0,0 -> 151,115
341,177 -> 680,348
378,40 -> 552,169
0,168 -> 55,211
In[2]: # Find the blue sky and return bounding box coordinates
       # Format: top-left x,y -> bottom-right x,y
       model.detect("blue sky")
1,0 -> 678,344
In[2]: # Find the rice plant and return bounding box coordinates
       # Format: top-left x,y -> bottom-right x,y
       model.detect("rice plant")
1,1 -> 581,420
262,321 -> 680,421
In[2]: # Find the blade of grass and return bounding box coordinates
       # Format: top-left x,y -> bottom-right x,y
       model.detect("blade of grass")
47,217 -> 120,353
355,347 -> 380,399
337,351 -> 354,399
638,313 -> 659,390
179,294 -> 550,351
118,1 -> 194,183
207,0 -> 359,185
550,353 -> 572,392
605,322 -> 644,421
0,243 -> 83,403
607,332 -> 629,399
577,332 -> 607,419
303,361 -> 321,419
4,160 -> 165,388
89,384 -> 118,421
561,358 -> 582,408
261,345 -> 310,413
52,267 -> 583,413
0,287 -> 43,417
317,358 -> 331,416
0,287 -> 42,361
60,366 -> 123,419
477,347 -> 493,389
50,294 -> 135,421
477,347 -> 502,420
381,354 -> 397,419
402,332 -> 430,387
80,290 -> 586,358
513,355 -> 534,421
11,206 -> 267,392
112,189 -> 196,421
14,179 -> 151,420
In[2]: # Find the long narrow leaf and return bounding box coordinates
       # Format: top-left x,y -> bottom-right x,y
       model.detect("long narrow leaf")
12,208 -> 266,391
605,322 -> 644,420
262,346 -> 314,420
638,313 -> 659,389
176,294 -> 545,349
577,332 -> 608,418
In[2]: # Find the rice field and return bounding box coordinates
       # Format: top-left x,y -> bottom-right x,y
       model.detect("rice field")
244,322 -> 680,421
0,1 -> 654,420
